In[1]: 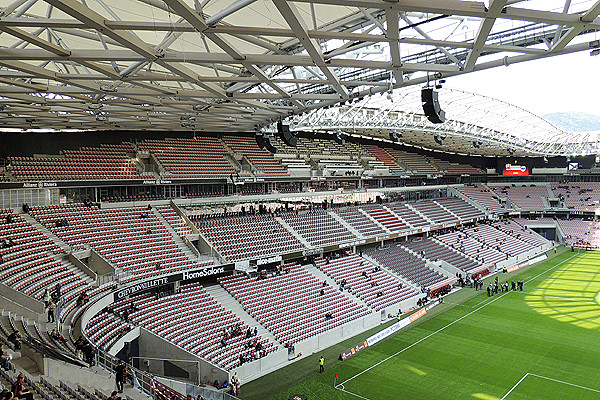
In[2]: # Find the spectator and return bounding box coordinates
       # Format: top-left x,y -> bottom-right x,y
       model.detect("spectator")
7,331 -> 21,350
47,300 -> 56,323
11,374 -> 33,400
1,344 -> 12,371
50,329 -> 64,343
115,361 -> 127,393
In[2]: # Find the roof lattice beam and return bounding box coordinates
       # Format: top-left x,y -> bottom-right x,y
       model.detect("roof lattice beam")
463,0 -> 508,71
272,0 -> 349,99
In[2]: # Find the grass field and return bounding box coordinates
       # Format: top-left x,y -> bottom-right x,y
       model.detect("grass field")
240,248 -> 600,400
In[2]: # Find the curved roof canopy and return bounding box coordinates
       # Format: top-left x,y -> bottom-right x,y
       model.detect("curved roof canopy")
286,86 -> 600,157
0,0 -> 599,134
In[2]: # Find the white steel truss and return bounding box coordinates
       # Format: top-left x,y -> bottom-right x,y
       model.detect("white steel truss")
286,87 -> 600,157
0,0 -> 598,134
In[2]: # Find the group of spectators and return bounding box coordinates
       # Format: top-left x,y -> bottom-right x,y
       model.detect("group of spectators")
74,335 -> 95,364
42,283 -> 62,323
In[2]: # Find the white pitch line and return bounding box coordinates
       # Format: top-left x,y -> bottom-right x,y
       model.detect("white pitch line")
334,253 -> 580,393
335,288 -> 513,388
500,372 -> 530,400
336,385 -> 373,400
528,373 -> 600,393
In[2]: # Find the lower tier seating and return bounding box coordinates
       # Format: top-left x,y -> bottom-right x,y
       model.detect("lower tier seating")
315,254 -> 417,310
219,264 -> 371,344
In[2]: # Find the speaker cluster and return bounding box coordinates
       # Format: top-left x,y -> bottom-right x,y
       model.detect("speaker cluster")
421,88 -> 446,124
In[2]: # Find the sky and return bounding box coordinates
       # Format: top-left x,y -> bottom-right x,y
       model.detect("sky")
445,48 -> 600,117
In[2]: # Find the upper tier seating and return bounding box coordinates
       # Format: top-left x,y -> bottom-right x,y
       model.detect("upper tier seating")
222,136 -> 289,176
557,219 -> 600,248
315,254 -> 417,310
155,205 -> 193,238
0,171 -> 9,182
280,209 -> 357,247
427,156 -> 483,174
332,207 -> 386,236
403,238 -> 480,273
363,205 -> 406,231
434,197 -> 485,221
219,263 -> 371,344
272,136 -> 370,160
455,184 -> 505,213
552,183 -> 600,212
29,204 -> 213,283
137,138 -> 236,178
385,203 -> 430,227
127,283 -> 277,370
409,200 -> 457,224
192,213 -> 304,261
0,209 -> 92,303
7,143 -> 142,181
388,149 -> 438,174
362,145 -> 405,175
491,185 -> 550,211
364,245 -> 446,288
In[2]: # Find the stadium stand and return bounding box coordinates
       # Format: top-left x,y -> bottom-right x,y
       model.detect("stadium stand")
137,138 -> 236,178
427,156 -> 483,174
279,209 -> 357,246
551,182 -> 600,212
6,143 -> 143,181
90,283 -> 277,369
315,254 -> 417,310
389,149 -> 438,174
403,238 -> 480,273
222,136 -> 289,176
332,207 -> 387,236
557,219 -> 600,248
362,145 -> 405,175
192,213 -> 304,261
434,197 -> 485,221
219,263 -> 371,344
29,204 -> 213,283
364,244 -> 447,288
455,183 -> 505,213
490,184 -> 550,211
385,203 -> 430,227
457,224 -> 536,257
492,219 -> 549,247
437,230 -> 507,267
154,205 -> 193,238
409,200 -> 457,224
362,205 -> 407,231
0,209 -> 92,304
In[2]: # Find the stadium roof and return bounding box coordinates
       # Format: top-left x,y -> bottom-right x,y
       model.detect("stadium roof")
287,86 -> 600,157
0,0 -> 599,143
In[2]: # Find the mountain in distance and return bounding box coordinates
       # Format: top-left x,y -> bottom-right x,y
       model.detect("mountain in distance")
543,112 -> 600,132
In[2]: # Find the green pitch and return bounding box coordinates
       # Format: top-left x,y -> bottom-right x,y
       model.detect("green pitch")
240,248 -> 600,400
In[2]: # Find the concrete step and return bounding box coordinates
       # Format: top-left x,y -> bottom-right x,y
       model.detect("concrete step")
203,283 -> 281,346
327,210 -> 363,238
275,217 -> 311,247
151,207 -> 200,261
21,213 -> 71,252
